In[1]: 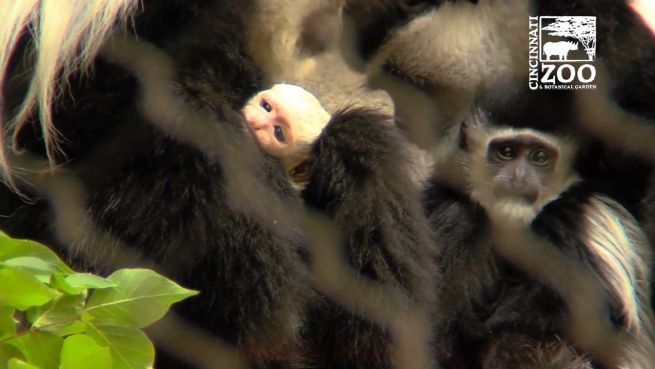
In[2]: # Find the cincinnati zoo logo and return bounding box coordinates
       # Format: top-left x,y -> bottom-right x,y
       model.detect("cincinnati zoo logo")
529,16 -> 597,90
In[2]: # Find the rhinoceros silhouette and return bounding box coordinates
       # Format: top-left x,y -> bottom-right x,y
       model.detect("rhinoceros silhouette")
543,41 -> 578,61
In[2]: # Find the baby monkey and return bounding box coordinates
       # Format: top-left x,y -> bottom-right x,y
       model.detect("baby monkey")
242,84 -> 331,184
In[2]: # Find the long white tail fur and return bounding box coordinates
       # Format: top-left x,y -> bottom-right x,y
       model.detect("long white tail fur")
0,0 -> 139,181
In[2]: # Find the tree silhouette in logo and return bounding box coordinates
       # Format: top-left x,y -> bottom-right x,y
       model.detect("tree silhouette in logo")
542,16 -> 596,60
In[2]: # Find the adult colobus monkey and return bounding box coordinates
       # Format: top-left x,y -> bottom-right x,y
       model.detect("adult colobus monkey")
338,0 -> 655,366
0,1 -> 437,369
340,0 -> 655,214
1,1 -> 316,368
426,115 -> 654,369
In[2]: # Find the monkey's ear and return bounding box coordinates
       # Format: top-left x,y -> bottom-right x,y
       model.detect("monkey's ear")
459,111 -> 490,154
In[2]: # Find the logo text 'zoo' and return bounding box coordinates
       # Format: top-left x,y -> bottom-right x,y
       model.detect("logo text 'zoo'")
529,16 -> 597,90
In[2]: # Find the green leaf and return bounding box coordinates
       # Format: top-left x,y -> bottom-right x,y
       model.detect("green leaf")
65,273 -> 116,290
50,274 -> 83,295
0,307 -> 16,341
60,334 -> 111,369
84,269 -> 198,327
1,257 -> 57,289
0,344 -> 24,369
6,332 -> 61,369
0,234 -> 72,274
33,275 -> 50,285
2,257 -> 60,275
48,321 -> 87,337
27,294 -> 84,332
0,270 -> 58,311
6,359 -> 39,369
86,322 -> 153,369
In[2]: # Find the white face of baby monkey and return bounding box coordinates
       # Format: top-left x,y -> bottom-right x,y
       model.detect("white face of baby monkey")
241,84 -> 330,160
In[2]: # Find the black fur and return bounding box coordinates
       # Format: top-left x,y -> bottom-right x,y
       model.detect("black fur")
343,0 -> 440,62
0,2 -> 441,369
535,0 -> 655,121
344,0 -> 655,219
424,179 -> 646,369
301,108 -> 438,369
3,1 -> 309,369
343,2 -> 655,365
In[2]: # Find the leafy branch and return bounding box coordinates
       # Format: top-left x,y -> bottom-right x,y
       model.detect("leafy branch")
0,232 -> 198,369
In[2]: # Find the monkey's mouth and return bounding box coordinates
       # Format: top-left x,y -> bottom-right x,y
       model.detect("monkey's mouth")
494,188 -> 539,205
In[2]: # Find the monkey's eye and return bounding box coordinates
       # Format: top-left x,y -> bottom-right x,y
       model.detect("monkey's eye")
495,146 -> 516,161
530,149 -> 550,166
273,125 -> 286,143
261,99 -> 272,113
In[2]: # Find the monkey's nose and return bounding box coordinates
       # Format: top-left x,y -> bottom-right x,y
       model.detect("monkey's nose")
509,176 -> 539,203
247,110 -> 276,130
251,117 -> 270,130
511,178 -> 526,190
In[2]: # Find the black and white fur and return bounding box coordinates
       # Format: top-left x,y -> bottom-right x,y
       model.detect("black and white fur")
341,0 -> 655,210
342,0 -> 655,117
2,2 -> 314,368
0,1 -> 437,369
246,0 -> 344,81
426,116 -> 654,368
340,2 -> 655,364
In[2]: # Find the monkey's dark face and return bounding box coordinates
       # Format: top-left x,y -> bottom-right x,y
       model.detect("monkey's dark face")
486,134 -> 559,204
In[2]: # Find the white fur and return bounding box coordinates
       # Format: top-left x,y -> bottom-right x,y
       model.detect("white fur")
245,0 -> 343,81
0,0 -> 139,179
367,0 -> 529,92
631,0 -> 655,35
271,84 -> 330,147
266,84 -> 330,171
465,122 -> 655,367
583,196 -> 651,332
582,196 -> 655,369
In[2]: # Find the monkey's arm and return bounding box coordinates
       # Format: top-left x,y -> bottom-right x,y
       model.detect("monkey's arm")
301,108 -> 437,369
303,108 -> 435,291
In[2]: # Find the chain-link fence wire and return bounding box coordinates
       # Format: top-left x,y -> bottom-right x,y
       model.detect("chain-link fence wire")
1,27 -> 435,368
1,1 -> 655,368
